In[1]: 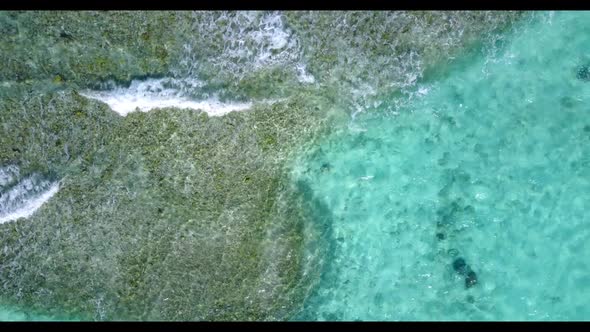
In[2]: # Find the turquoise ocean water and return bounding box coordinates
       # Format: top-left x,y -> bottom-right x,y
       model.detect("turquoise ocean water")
294,11 -> 590,321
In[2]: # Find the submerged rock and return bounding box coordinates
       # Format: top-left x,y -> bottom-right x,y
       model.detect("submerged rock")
453,257 -> 469,275
576,64 -> 590,81
465,271 -> 478,289
452,257 -> 478,289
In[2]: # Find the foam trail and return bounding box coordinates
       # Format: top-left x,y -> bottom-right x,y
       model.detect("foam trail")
80,78 -> 253,117
296,64 -> 316,84
0,175 -> 60,224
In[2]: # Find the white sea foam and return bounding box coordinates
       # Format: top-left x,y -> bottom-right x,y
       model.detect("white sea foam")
417,86 -> 430,96
295,63 -> 316,84
178,11 -> 315,89
221,11 -> 301,72
0,174 -> 60,224
80,78 -> 254,117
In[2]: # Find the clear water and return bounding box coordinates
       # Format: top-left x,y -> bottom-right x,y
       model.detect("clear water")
0,304 -> 75,321
294,11 -> 590,321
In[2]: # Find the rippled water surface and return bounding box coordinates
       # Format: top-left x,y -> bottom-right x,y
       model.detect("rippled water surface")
295,11 -> 590,321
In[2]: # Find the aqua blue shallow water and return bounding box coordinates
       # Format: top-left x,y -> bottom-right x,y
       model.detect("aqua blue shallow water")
0,305 -> 71,321
294,11 -> 590,320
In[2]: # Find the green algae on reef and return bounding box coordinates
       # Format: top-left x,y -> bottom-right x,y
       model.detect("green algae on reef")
0,85 -> 338,320
0,11 -> 188,88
